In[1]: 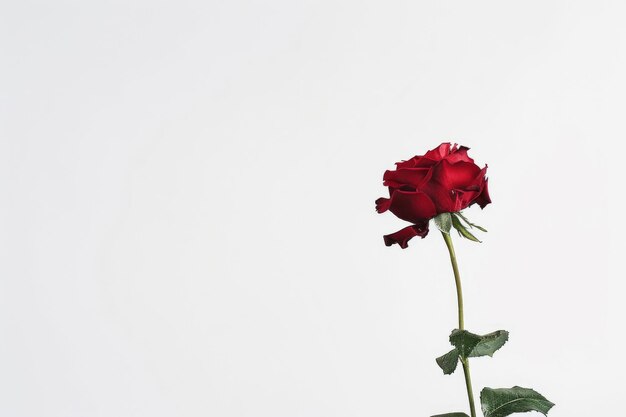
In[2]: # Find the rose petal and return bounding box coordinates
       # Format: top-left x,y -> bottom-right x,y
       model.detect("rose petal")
375,197 -> 391,213
446,145 -> 475,164
395,156 -> 419,169
421,182 -> 456,213
454,188 -> 481,211
383,223 -> 430,248
434,159 -> 482,189
382,180 -> 407,190
474,177 -> 491,208
422,143 -> 451,161
383,167 -> 431,188
388,190 -> 438,224
413,157 -> 442,168
426,161 -> 487,212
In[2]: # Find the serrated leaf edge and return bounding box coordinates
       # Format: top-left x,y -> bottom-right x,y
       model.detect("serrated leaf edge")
469,330 -> 509,358
448,329 -> 509,359
480,386 -> 555,417
435,348 -> 460,375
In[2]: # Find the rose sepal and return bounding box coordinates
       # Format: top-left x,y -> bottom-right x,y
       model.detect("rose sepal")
451,212 -> 487,243
455,211 -> 488,232
434,212 -> 453,234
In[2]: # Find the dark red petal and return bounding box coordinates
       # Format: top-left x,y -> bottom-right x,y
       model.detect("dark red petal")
383,167 -> 431,188
454,188 -> 481,211
436,161 -> 489,210
421,182 -> 456,213
430,159 -> 482,190
422,142 -> 451,161
474,177 -> 491,208
375,197 -> 391,213
388,190 -> 437,224
398,143 -> 452,168
413,157 -> 441,168
395,156 -> 420,169
383,179 -> 406,189
383,223 -> 430,248
446,145 -> 475,164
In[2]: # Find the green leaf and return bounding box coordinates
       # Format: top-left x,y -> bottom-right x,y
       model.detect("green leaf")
435,348 -> 459,375
449,329 -> 509,359
468,330 -> 509,358
434,212 -> 452,234
431,413 -> 469,417
481,386 -> 554,417
451,214 -> 481,243
449,329 -> 482,358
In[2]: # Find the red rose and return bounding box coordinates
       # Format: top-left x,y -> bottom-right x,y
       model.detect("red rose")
376,143 -> 491,248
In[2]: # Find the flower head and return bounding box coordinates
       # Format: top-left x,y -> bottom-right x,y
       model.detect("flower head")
376,143 -> 491,248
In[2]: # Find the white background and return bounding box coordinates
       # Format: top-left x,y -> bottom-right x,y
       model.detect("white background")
1,1 -> 625,416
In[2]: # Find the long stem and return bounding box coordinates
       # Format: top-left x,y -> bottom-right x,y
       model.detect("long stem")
442,232 -> 477,417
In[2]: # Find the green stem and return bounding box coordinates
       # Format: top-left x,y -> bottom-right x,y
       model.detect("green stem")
442,231 -> 477,417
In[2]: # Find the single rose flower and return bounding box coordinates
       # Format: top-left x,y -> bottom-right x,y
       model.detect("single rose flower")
376,143 -> 491,248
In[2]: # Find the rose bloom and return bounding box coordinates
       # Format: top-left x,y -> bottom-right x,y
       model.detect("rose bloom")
376,143 -> 491,248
